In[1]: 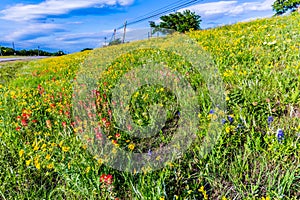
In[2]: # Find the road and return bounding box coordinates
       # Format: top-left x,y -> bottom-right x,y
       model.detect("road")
0,56 -> 49,63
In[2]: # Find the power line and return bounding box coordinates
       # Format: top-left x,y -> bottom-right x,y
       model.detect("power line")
129,1 -> 200,26
117,0 -> 201,29
105,0 -> 203,44
125,0 -> 190,23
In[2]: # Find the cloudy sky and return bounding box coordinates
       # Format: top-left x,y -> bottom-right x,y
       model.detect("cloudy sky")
0,0 -> 275,53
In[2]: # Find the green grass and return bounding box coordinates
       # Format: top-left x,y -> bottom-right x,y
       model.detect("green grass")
0,12 -> 300,199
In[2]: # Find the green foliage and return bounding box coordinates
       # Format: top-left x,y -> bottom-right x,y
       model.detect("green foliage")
0,46 -> 65,56
0,13 -> 300,199
81,48 -> 93,52
108,38 -> 122,46
149,10 -> 201,33
272,0 -> 300,15
0,46 -> 14,56
0,62 -> 26,85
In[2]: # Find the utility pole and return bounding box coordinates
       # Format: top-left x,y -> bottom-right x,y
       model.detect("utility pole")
122,21 -> 127,43
104,37 -> 107,46
113,29 -> 116,41
12,42 -> 16,55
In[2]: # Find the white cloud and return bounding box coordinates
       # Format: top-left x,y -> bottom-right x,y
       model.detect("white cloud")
56,32 -> 105,41
241,13 -> 273,22
179,0 -> 274,17
0,0 -> 135,21
3,23 -> 63,41
180,1 -> 237,16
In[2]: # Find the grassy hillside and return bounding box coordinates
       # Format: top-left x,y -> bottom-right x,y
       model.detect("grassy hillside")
0,12 -> 299,199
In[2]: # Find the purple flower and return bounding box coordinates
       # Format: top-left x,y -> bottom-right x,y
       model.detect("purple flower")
277,129 -> 284,142
267,116 -> 274,125
222,119 -> 226,124
148,149 -> 152,156
209,109 -> 215,114
228,116 -> 234,123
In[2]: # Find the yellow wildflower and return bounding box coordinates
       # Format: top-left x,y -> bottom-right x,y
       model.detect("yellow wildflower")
97,159 -> 103,165
26,159 -> 31,166
199,186 -> 205,192
19,149 -> 25,157
33,145 -> 39,151
47,163 -> 54,169
45,154 -> 51,160
85,166 -> 91,173
62,146 -> 70,152
225,126 -> 231,133
128,143 -> 135,150
112,148 -> 117,154
35,162 -> 41,170
262,197 -> 270,200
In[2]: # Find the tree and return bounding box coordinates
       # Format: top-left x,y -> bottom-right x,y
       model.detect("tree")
272,0 -> 300,15
54,50 -> 65,56
149,10 -> 201,34
108,38 -> 122,46
81,48 -> 93,52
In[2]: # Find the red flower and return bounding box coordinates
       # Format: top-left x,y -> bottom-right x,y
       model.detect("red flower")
65,111 -> 70,118
22,113 -> 30,120
100,174 -> 113,185
16,127 -> 21,131
112,140 -> 117,145
105,121 -> 111,128
21,119 -> 28,127
127,124 -> 132,131
62,121 -> 67,127
101,118 -> 107,124
115,133 -> 121,139
96,90 -> 100,96
50,103 -> 56,108
32,119 -> 38,123
38,85 -> 44,95
108,110 -> 112,117
96,133 -> 102,140
46,120 -> 52,128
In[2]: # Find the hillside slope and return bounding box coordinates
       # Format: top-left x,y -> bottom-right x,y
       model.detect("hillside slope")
0,13 -> 299,199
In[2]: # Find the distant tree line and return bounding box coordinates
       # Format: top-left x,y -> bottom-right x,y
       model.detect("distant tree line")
0,46 -> 65,56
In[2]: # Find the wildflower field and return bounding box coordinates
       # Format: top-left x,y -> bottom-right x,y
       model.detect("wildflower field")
0,12 -> 299,199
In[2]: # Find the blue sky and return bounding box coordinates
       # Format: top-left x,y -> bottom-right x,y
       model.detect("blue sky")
0,0 -> 275,53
